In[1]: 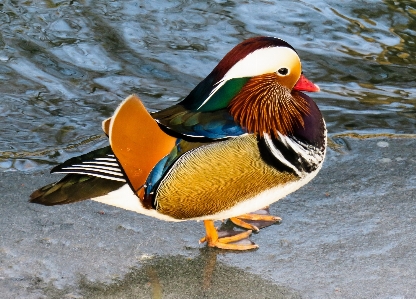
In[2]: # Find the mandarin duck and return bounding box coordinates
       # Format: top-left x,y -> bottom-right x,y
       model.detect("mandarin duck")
30,36 -> 326,250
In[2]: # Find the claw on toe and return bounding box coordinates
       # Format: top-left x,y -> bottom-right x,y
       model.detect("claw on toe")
230,206 -> 281,231
200,220 -> 258,250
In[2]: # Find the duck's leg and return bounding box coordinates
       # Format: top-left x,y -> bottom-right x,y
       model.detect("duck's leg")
199,220 -> 258,250
230,206 -> 281,232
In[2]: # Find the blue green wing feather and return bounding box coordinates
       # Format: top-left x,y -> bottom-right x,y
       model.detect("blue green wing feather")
152,105 -> 246,140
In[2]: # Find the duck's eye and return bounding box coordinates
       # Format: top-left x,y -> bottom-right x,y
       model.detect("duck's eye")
277,68 -> 289,76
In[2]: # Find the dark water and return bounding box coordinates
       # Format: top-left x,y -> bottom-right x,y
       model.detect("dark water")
1,0 -> 415,171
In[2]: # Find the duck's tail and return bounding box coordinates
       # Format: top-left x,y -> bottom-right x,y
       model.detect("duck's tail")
30,174 -> 126,205
30,146 -> 126,205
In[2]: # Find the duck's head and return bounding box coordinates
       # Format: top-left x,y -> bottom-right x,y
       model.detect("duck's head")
180,36 -> 320,137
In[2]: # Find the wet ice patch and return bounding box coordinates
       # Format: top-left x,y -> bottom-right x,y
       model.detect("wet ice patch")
51,43 -> 121,72
379,158 -> 392,163
8,59 -> 78,98
93,76 -> 143,93
377,141 -> 389,148
49,19 -> 73,32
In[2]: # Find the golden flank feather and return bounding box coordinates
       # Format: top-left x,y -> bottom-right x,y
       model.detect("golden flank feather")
229,73 -> 310,137
154,135 -> 297,219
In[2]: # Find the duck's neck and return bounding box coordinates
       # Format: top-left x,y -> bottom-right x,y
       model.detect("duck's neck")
290,91 -> 326,149
257,92 -> 326,177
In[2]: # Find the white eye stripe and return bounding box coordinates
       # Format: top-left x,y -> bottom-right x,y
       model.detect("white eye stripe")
224,47 -> 299,80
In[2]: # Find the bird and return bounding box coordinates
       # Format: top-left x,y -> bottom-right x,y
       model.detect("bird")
30,36 -> 326,250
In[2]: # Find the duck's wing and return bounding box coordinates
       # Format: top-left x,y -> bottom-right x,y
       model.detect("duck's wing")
50,146 -> 125,182
108,95 -> 247,198
152,104 -> 247,140
30,95 -> 247,206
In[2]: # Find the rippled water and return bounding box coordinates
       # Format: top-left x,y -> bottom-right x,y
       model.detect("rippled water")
1,0 -> 415,171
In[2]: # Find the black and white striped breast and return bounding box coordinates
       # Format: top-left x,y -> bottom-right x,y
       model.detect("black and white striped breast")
256,91 -> 327,178
258,132 -> 326,178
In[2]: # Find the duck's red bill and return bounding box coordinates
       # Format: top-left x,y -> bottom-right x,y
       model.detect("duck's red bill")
293,74 -> 320,92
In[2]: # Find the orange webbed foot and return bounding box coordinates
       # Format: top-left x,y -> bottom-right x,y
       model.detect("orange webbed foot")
200,220 -> 258,250
230,206 -> 281,232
